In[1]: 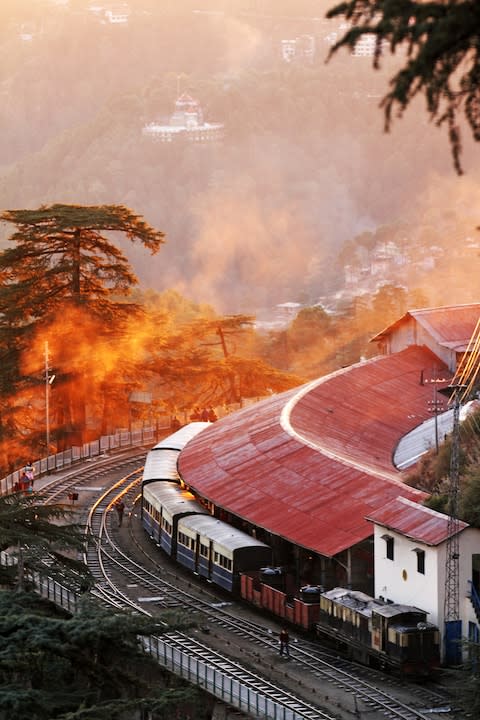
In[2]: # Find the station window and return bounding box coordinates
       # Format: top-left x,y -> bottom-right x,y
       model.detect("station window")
382,534 -> 394,561
413,548 -> 425,574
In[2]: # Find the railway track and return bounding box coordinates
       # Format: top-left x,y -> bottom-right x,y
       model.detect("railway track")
75,462 -> 459,720
29,454 -> 460,720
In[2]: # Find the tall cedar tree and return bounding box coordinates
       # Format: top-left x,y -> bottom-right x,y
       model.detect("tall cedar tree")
0,204 -> 164,324
0,591 -> 210,720
0,204 -> 164,460
326,0 -> 480,173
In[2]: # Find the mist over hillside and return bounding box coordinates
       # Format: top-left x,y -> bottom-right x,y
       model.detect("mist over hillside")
1,0 -> 479,314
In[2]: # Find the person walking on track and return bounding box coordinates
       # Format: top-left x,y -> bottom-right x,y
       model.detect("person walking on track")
115,499 -> 125,527
279,627 -> 290,657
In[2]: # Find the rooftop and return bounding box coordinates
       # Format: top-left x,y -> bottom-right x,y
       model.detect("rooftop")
179,345 -> 448,558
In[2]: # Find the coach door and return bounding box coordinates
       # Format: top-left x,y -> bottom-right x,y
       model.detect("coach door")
208,540 -> 214,581
194,533 -> 201,574
371,612 -> 386,652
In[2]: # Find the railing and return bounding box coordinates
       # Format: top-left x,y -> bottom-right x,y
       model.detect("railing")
143,634 -> 308,720
0,552 -> 312,720
0,420 -> 172,496
0,396 -> 266,497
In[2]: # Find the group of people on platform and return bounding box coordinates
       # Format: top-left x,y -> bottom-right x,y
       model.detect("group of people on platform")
170,406 -> 219,430
189,406 -> 218,423
14,462 -> 35,494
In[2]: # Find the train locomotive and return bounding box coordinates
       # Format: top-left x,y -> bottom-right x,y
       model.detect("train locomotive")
141,423 -> 440,677
316,587 -> 440,676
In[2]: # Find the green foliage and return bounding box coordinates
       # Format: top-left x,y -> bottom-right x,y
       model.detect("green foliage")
409,409 -> 480,526
459,467 -> 480,527
0,492 -> 92,592
423,493 -> 448,515
0,204 -> 164,324
326,0 -> 480,173
0,591 -> 210,720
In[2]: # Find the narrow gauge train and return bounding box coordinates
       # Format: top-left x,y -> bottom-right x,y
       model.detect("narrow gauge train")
141,423 -> 440,677
240,573 -> 440,677
141,423 -> 272,593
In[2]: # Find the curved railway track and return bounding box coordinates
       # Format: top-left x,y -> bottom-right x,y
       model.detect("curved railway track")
71,460 -> 459,720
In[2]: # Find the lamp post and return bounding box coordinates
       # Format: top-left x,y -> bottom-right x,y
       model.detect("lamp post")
45,342 -> 55,455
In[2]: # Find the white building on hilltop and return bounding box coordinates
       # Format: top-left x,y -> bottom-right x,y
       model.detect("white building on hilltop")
142,93 -> 223,143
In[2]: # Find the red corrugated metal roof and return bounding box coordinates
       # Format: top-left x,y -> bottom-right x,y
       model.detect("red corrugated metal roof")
365,496 -> 468,545
371,303 -> 480,351
179,345 -> 450,558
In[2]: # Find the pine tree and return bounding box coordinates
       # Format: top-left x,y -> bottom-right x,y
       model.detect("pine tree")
326,0 -> 480,173
0,591 -> 210,720
0,204 -> 164,325
0,491 -> 91,591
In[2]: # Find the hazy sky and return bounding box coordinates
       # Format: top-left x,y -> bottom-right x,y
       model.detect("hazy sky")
1,0 -> 479,314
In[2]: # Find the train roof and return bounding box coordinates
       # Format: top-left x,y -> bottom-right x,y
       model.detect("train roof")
178,513 -> 270,551
150,422 -> 210,452
322,588 -> 380,618
322,587 -> 427,620
143,448 -> 179,483
178,345 -> 444,558
372,604 -> 427,619
143,481 -> 208,517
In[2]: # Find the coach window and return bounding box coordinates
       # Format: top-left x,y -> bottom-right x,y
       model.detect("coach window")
382,534 -> 394,561
413,548 -> 425,574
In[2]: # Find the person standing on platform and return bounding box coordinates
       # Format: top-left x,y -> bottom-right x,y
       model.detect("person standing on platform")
279,627 -> 290,657
25,461 -> 34,487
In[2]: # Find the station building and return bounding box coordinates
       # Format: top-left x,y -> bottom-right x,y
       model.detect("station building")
178,303 -> 480,661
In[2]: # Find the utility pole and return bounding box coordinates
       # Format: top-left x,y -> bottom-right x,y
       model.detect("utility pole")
44,342 -> 55,456
442,383 -> 463,664
45,341 -> 50,453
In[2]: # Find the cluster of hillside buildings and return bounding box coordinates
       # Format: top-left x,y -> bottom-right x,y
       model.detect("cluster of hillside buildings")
31,1 -> 389,61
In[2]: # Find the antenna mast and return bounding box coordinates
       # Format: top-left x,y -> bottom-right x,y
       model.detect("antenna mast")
442,316 -> 480,663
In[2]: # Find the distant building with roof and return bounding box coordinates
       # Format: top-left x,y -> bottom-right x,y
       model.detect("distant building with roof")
177,303 -> 480,662
142,93 -> 223,143
370,303 -> 480,371
281,35 -> 315,63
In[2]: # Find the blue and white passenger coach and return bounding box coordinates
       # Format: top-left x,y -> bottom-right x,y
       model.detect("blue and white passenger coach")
176,513 -> 272,592
141,422 -> 272,593
143,481 -> 208,556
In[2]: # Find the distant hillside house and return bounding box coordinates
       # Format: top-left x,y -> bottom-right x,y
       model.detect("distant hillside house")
142,93 -> 224,143
105,7 -> 129,24
88,3 -> 130,23
281,35 -> 315,63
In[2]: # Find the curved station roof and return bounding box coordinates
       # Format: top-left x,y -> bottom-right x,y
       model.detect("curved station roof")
178,345 -> 451,559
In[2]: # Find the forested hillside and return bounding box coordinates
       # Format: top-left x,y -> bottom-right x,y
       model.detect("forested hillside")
1,0 -> 479,314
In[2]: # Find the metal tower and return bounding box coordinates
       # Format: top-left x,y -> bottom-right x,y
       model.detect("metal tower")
443,385 -> 461,623
442,317 -> 480,663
